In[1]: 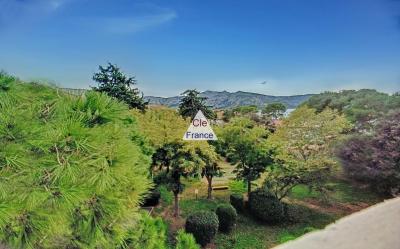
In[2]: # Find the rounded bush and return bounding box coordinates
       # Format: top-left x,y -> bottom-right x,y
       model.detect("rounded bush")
215,204 -> 237,232
230,194 -> 244,212
185,211 -> 219,246
142,188 -> 161,207
249,189 -> 285,223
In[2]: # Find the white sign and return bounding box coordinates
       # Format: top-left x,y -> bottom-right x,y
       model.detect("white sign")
183,110 -> 218,141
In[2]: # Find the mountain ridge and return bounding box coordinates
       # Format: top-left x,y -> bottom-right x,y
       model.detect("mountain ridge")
145,90 -> 314,109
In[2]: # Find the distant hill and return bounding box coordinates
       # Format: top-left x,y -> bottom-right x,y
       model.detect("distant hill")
145,90 -> 314,109
60,88 -> 313,109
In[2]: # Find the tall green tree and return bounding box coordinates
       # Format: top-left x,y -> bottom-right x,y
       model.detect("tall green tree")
0,76 -> 155,248
92,63 -> 148,110
262,102 -> 287,119
152,142 -> 200,217
216,118 -> 274,200
178,90 -> 215,119
264,106 -> 352,200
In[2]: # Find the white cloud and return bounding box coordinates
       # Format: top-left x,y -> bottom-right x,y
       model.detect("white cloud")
100,9 -> 177,34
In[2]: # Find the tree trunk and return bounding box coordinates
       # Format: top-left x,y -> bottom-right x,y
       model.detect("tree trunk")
173,192 -> 179,217
206,176 -> 213,199
247,180 -> 252,201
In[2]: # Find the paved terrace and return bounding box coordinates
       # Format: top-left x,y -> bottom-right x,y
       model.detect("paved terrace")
273,197 -> 400,249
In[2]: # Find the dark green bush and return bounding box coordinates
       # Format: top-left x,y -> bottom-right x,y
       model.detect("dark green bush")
142,188 -> 161,207
153,171 -> 169,185
185,211 -> 219,246
230,194 -> 244,212
249,189 -> 285,223
215,204 -> 237,232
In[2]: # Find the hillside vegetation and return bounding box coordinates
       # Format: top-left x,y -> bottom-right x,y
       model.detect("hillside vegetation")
303,89 -> 400,130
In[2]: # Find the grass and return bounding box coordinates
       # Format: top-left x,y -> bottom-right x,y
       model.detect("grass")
328,181 -> 381,204
178,195 -> 337,249
157,171 -> 380,249
290,185 -> 322,200
289,179 -> 381,205
214,204 -> 335,249
180,198 -> 225,217
229,181 -> 247,195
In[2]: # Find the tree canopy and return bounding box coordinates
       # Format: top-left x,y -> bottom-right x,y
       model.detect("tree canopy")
132,107 -> 219,215
0,76 -> 155,248
178,90 -> 215,119
262,102 -> 287,119
337,111 -> 400,197
264,106 -> 352,200
92,63 -> 148,111
303,89 -> 400,131
215,118 -> 274,198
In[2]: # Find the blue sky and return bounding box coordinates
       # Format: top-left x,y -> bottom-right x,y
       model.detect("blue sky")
0,0 -> 399,96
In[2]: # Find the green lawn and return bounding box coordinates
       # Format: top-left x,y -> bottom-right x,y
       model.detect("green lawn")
180,197 -> 337,249
156,172 -> 380,249
215,200 -> 338,249
289,179 -> 381,204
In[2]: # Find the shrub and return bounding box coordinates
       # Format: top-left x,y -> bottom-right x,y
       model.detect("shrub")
215,204 -> 237,232
0,80 -> 154,248
249,189 -> 285,223
230,194 -> 244,212
175,229 -> 200,249
338,111 -> 400,197
158,185 -> 173,205
122,215 -> 167,249
185,211 -> 219,246
153,171 -> 169,185
142,188 -> 161,207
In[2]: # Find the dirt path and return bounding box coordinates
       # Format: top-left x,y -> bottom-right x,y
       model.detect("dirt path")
290,198 -> 371,216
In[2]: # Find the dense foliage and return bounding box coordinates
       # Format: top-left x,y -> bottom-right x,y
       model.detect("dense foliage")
229,194 -> 244,213
0,76 -> 157,248
262,102 -> 287,119
222,105 -> 260,123
185,211 -> 219,247
264,106 -> 351,200
215,204 -> 237,232
215,118 -> 274,198
123,216 -> 167,249
337,111 -> 400,197
175,229 -> 200,249
131,107 -> 187,148
132,107 -> 218,216
92,63 -> 148,110
249,189 -> 285,224
178,89 -> 215,119
303,89 -> 400,131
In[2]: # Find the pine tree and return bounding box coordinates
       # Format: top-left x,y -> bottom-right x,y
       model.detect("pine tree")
92,63 -> 148,111
0,75 -> 155,248
178,90 -> 215,119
